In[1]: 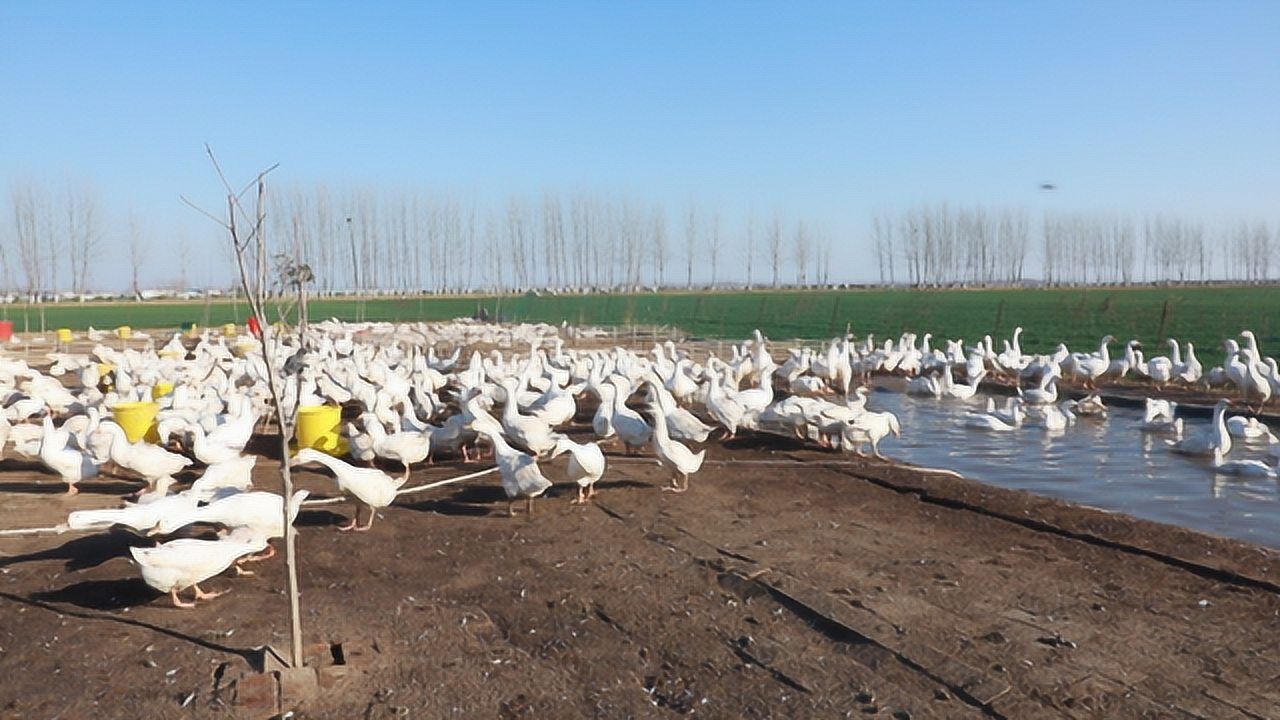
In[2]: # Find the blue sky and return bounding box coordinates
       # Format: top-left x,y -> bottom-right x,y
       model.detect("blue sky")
1,1 -> 1277,289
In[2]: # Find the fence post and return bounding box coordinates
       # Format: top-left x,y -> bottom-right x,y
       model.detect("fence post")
1155,298 -> 1173,342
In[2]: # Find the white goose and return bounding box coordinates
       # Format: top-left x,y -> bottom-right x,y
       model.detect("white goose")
97,420 -> 194,486
1225,415 -> 1276,442
703,366 -> 746,440
130,528 -> 267,608
189,455 -> 258,500
1171,399 -> 1232,457
1211,447 -> 1276,478
476,426 -> 552,516
155,489 -> 310,562
38,415 -> 100,494
645,377 -> 713,443
945,369 -> 986,400
551,436 -> 606,504
291,448 -> 405,531
361,413 -> 431,481
840,410 -> 901,457
607,375 -> 653,454
499,377 -> 560,456
1021,367 -> 1060,406
648,398 -> 706,493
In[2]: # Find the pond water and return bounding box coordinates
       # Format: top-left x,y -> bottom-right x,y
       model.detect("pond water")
868,387 -> 1280,549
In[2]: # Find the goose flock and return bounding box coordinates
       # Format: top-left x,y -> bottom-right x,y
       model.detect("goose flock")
0,319 -> 1276,608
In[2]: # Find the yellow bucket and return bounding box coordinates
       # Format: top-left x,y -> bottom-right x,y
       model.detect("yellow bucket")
116,326 -> 132,339
222,323 -> 237,336
295,405 -> 342,455
186,324 -> 199,339
96,363 -> 115,381
113,401 -> 159,443
56,328 -> 72,343
151,382 -> 174,400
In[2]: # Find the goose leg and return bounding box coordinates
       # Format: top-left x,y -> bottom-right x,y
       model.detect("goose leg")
64,484 -> 79,496
357,508 -> 376,532
192,584 -> 228,601
587,483 -> 598,499
170,588 -> 197,609
338,504 -> 361,532
233,562 -> 256,576
242,543 -> 277,562
507,499 -> 517,517
526,496 -> 535,516
571,486 -> 587,505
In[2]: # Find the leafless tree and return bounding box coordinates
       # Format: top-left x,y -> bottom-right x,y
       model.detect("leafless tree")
793,220 -> 810,286
684,204 -> 698,288
127,208 -> 146,298
10,181 -> 46,303
767,212 -> 783,288
650,205 -> 667,287
706,209 -> 722,287
64,181 -> 101,295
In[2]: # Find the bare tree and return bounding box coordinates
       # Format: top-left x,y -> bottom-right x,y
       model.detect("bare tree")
744,214 -> 755,289
10,181 -> 46,304
182,149 -> 307,670
650,205 -> 667,287
684,204 -> 698,288
768,212 -> 783,288
126,207 -> 146,297
706,209 -> 722,287
793,220 -> 810,286
64,181 -> 101,296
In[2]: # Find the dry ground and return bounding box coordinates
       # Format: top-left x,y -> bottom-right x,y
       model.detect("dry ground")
2,425 -> 1280,719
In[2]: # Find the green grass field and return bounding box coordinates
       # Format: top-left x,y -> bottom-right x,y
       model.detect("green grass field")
4,285 -> 1278,358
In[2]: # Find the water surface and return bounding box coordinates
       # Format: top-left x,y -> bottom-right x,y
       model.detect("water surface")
869,388 -> 1280,549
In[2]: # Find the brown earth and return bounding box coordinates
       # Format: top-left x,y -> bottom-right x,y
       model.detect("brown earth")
2,423 -> 1280,720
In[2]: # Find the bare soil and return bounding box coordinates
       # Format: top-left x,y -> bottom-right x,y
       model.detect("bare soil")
2,421 -> 1280,720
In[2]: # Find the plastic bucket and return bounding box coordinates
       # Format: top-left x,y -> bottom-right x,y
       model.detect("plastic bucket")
151,382 -> 174,400
113,401 -> 159,443
295,405 -> 342,455
181,322 -> 199,339
222,323 -> 237,336
116,326 -> 132,339
56,328 -> 73,343
0,321 -> 12,342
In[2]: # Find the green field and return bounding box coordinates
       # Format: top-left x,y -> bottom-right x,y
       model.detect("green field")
4,286 -> 1278,358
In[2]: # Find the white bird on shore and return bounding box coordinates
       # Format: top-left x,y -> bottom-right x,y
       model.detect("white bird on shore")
607,375 -> 653,454
291,448 -> 405,531
97,420 -> 193,486
476,426 -> 552,516
189,455 -> 258,500
648,398 -> 705,493
361,413 -> 431,481
551,435 -> 606,504
155,489 -> 310,562
841,410 -> 901,457
130,528 -> 267,608
66,479 -> 196,532
38,415 -> 100,494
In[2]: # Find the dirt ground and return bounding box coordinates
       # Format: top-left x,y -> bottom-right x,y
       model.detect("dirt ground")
3,414 -> 1280,720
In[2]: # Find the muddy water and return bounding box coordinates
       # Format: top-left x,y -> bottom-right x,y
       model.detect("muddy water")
868,388 -> 1280,549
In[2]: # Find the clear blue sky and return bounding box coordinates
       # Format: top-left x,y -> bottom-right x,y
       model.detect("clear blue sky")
1,1 -> 1277,289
